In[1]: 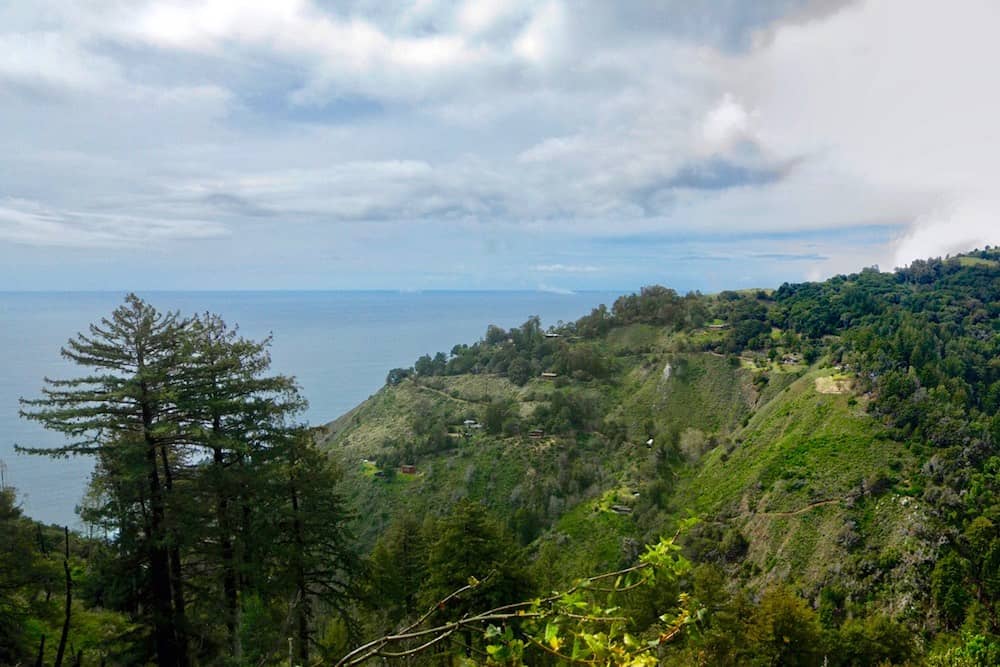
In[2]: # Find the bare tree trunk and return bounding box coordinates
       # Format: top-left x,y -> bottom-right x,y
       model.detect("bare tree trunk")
159,443 -> 190,667
142,387 -> 179,667
290,478 -> 310,666
213,440 -> 242,660
54,526 -> 72,667
147,451 -> 177,666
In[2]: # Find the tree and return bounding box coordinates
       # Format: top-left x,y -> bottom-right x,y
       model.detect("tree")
368,514 -> 428,624
507,357 -> 532,386
745,587 -> 823,666
933,551 -> 972,629
484,398 -> 516,435
19,295 -> 192,667
18,295 -> 360,666
834,614 -> 915,666
258,431 -> 362,665
174,313 -> 307,660
485,324 -> 508,346
0,488 -> 45,664
420,500 -> 532,656
337,536 -> 693,666
385,367 -> 412,386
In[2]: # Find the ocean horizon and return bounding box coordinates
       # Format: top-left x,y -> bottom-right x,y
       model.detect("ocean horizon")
0,289 -> 623,527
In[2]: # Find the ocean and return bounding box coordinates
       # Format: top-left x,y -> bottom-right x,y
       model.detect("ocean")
0,290 -> 620,527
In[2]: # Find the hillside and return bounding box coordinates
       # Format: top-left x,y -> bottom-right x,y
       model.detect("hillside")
323,249 -> 1000,664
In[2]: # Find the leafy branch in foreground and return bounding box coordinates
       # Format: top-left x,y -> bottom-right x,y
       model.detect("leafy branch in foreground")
337,529 -> 695,666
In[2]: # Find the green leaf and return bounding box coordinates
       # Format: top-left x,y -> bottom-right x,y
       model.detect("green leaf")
544,621 -> 560,645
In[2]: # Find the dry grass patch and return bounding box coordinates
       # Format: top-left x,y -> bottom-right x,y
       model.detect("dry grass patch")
815,375 -> 851,394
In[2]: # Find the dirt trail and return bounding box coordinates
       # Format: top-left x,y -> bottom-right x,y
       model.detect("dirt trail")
757,498 -> 841,517
414,383 -> 478,404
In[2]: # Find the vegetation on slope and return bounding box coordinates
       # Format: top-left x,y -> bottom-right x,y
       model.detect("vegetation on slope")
6,249 -> 1000,665
324,248 -> 1000,664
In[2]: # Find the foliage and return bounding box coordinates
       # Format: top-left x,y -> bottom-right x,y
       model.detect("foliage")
11,248 -> 1000,664
340,534 -> 693,666
339,248 -> 1000,665
15,295 -> 359,666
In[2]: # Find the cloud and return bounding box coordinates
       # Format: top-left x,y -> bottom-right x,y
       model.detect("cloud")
457,0 -> 529,36
533,264 -> 601,273
891,199 -> 1000,269
726,0 -> 1000,267
536,283 -> 576,295
0,32 -> 118,94
121,0 -> 495,106
700,94 -> 753,153
0,1 -> 997,289
0,198 -> 228,248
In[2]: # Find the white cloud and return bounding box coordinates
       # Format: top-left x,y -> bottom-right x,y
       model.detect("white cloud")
727,0 -> 1000,266
131,0 -> 312,51
457,0 -> 528,36
891,199 -> 1000,269
513,1 -> 567,65
124,0 -> 494,105
0,32 -> 119,92
533,264 -> 601,273
0,198 -> 228,248
700,93 -> 753,153
1,0 -> 998,288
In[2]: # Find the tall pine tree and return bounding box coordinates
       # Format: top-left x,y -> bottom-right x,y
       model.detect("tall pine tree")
19,295 -> 361,665
19,295 -> 191,666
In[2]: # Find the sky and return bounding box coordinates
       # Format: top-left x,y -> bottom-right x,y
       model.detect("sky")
1,0 -> 999,292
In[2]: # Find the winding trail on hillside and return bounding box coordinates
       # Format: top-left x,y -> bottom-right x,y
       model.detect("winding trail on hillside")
757,498 -> 841,517
414,383 -> 479,404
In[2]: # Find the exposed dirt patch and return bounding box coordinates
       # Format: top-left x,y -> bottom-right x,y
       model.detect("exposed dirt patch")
815,376 -> 851,394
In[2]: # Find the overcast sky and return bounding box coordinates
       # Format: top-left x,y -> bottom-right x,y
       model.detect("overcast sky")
1,0 -> 998,291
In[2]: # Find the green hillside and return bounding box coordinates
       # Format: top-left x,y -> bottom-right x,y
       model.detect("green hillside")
322,249 -> 1000,664
7,251 -> 1000,665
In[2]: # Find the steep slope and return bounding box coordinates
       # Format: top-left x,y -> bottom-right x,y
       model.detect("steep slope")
321,250 -> 1000,642
323,344 -> 906,600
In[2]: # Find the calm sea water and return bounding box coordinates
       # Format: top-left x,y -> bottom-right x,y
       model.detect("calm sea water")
0,290 -> 619,527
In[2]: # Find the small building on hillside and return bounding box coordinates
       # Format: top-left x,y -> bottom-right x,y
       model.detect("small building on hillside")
529,429 -> 545,439
707,323 -> 729,330
400,464 -> 417,474
545,332 -> 561,338
540,372 -> 559,379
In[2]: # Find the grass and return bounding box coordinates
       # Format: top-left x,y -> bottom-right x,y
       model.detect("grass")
539,496 -> 635,584
325,340 -> 926,601
676,368 -> 911,515
603,323 -> 664,353
957,256 -> 1000,268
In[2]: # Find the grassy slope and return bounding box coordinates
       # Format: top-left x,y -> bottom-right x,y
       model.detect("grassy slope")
322,325 -> 936,608
671,366 -> 935,605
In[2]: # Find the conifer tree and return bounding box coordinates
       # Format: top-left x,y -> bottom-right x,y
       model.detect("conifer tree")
262,431 -> 361,664
18,295 -> 361,666
368,513 -> 427,624
176,313 -> 306,659
19,294 -> 191,666
420,500 -> 532,656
